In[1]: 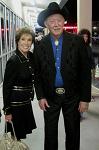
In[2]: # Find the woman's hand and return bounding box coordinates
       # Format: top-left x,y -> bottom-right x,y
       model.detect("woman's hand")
5,114 -> 12,122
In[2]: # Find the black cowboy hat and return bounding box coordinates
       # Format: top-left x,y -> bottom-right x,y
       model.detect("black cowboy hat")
37,2 -> 69,27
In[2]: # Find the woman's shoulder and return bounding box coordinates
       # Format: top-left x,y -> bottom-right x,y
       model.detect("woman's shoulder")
7,52 -> 20,65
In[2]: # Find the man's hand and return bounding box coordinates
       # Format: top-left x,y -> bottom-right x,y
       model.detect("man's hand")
38,98 -> 50,111
78,101 -> 89,112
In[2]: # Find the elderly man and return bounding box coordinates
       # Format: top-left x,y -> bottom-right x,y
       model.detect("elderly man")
34,2 -> 91,150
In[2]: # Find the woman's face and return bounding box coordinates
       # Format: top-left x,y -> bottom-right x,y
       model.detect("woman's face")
83,34 -> 88,43
45,14 -> 65,39
18,33 -> 33,55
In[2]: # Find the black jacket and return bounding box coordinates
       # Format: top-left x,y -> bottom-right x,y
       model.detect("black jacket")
34,31 -> 91,102
3,50 -> 34,114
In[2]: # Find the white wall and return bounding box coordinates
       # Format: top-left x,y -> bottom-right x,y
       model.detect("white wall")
1,0 -> 23,18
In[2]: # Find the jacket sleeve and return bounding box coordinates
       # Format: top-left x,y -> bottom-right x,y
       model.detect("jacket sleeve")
33,44 -> 45,100
3,58 -> 18,114
90,47 -> 95,69
78,37 -> 91,102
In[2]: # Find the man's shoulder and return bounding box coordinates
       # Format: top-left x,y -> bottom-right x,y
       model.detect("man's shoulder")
64,31 -> 81,40
63,31 -> 85,48
40,34 -> 49,42
35,34 -> 50,48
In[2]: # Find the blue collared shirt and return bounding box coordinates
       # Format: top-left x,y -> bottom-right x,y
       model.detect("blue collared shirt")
51,35 -> 63,87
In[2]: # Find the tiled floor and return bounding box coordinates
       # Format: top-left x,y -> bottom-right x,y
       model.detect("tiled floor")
0,86 -> 99,150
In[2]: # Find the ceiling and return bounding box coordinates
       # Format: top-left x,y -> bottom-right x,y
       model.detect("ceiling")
20,0 -> 61,8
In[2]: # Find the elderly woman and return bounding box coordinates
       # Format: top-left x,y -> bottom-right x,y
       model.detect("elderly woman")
3,27 -> 36,140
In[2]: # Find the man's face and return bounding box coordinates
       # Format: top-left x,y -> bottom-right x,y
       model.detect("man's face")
45,14 -> 65,38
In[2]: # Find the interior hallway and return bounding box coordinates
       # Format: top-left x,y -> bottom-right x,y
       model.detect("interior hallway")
0,86 -> 99,150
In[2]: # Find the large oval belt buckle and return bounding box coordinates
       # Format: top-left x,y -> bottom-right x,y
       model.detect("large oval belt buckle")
55,88 -> 65,94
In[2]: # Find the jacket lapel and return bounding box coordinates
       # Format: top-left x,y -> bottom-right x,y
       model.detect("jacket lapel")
61,31 -> 73,69
44,34 -> 56,70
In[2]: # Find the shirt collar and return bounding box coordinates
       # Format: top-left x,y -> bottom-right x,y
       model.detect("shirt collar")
16,49 -> 30,62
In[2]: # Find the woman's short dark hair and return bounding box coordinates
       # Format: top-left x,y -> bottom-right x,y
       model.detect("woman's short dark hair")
15,27 -> 35,47
78,28 -> 91,44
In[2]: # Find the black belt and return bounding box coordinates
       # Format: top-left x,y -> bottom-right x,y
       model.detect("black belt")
55,87 -> 65,95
